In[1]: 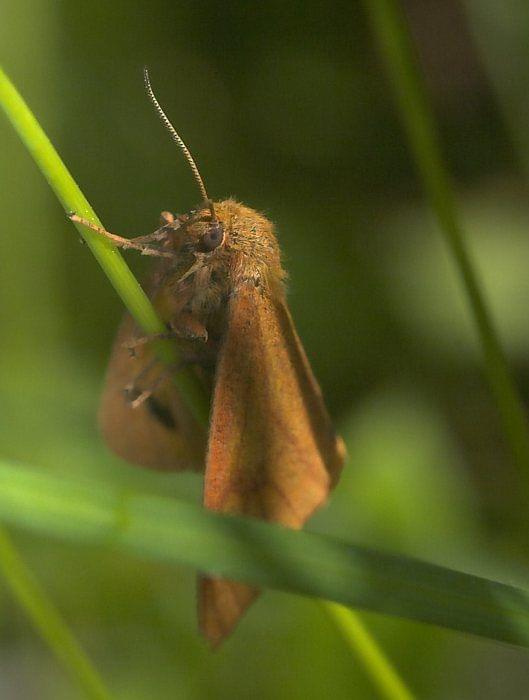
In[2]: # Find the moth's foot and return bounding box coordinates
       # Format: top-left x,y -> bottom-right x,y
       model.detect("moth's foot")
122,331 -> 179,356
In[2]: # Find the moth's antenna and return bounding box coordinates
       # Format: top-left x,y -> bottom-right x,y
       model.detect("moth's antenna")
143,67 -> 217,221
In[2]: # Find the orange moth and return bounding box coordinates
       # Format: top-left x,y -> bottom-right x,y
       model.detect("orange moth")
71,69 -> 346,647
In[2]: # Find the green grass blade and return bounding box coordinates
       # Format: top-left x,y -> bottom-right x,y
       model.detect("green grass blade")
362,0 -> 529,488
0,64 -> 209,426
0,527 -> 113,700
321,602 -> 415,700
1,460 -> 529,649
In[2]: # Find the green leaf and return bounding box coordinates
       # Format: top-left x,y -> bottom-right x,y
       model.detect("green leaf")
1,460 -> 529,649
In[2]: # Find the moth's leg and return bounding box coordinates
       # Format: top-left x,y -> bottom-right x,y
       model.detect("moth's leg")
68,213 -> 174,258
125,353 -> 207,410
123,357 -> 159,396
123,330 -> 180,354
125,362 -> 184,409
124,312 -> 208,354
161,210 -> 196,228
69,212 -> 172,244
124,324 -> 207,354
170,312 -> 208,342
160,211 -> 175,225
127,215 -> 186,245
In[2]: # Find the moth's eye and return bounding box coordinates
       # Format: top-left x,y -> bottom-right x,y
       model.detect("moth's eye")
201,223 -> 224,251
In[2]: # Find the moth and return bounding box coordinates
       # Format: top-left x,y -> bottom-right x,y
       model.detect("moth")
70,69 -> 346,647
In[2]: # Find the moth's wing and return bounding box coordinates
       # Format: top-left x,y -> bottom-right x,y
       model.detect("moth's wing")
199,578 -> 259,647
198,282 -> 346,645
98,312 -> 206,471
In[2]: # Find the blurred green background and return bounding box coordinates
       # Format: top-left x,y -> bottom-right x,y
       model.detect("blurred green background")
2,0 -> 529,697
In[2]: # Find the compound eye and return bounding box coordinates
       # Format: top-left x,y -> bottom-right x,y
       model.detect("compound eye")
201,223 -> 224,251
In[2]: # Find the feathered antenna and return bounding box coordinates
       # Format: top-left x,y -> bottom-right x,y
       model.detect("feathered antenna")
143,67 -> 217,221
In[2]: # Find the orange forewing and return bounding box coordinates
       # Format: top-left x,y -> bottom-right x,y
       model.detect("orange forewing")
198,283 -> 345,645
99,312 -> 206,471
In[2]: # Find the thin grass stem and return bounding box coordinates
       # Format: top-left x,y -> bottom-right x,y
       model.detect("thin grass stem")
321,602 -> 415,700
363,0 -> 529,493
0,527 -> 113,700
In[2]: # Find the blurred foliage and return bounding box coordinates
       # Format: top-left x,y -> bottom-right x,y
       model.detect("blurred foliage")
3,0 -> 529,698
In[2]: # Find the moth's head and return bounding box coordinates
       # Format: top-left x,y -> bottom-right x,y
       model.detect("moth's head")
181,199 -> 278,256
180,201 -> 226,255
